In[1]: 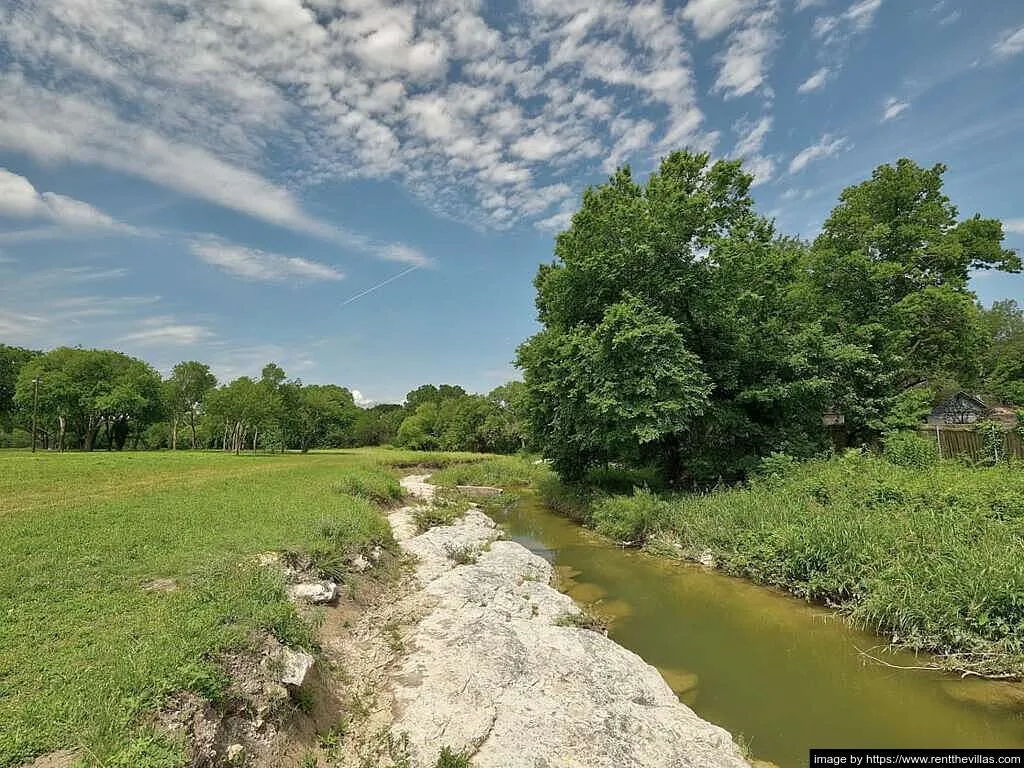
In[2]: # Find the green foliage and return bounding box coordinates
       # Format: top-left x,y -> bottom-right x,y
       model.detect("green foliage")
976,419 -> 1007,465
435,746 -> 471,768
756,451 -> 801,480
0,344 -> 38,430
883,431 -> 938,469
331,468 -> 403,506
394,383 -> 528,455
412,487 -> 472,532
15,347 -> 164,451
103,733 -> 184,768
520,153 -> 1022,486
653,453 -> 1024,673
591,488 -> 671,544
428,455 -> 551,488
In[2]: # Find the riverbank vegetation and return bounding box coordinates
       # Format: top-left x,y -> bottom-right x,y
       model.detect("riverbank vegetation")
0,448 -> 449,767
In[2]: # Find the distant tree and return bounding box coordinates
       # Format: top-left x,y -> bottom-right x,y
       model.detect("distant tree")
165,361 -> 217,449
352,404 -> 405,446
0,345 -> 39,431
15,348 -> 162,451
981,299 -> 1024,404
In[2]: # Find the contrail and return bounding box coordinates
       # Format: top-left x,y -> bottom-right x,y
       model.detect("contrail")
340,265 -> 420,306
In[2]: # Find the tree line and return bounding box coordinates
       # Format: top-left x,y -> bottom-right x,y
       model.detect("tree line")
0,347 -> 527,454
516,154 -> 1024,485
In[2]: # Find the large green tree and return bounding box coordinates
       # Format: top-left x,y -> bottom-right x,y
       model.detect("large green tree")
0,345 -> 38,431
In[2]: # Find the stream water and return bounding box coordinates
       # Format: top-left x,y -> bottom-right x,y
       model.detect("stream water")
485,493 -> 1024,768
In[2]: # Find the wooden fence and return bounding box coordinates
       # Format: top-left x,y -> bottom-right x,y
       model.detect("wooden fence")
917,426 -> 1024,462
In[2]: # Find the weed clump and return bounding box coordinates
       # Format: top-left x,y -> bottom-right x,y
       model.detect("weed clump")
591,488 -> 671,545
413,488 -> 471,532
332,469 -> 404,506
436,746 -> 472,768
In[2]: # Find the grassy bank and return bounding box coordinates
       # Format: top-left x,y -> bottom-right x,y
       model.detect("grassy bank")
535,452 -> 1024,677
0,448 -> 457,767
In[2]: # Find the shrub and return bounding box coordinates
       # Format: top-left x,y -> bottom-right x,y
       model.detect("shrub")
331,469 -> 403,506
590,488 -> 670,544
585,465 -> 665,494
755,451 -> 800,481
883,431 -> 938,469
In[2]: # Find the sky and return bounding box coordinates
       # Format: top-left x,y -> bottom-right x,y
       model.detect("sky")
1,0 -> 1023,405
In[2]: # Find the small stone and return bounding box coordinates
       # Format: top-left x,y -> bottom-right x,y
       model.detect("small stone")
351,554 -> 371,572
698,550 -> 717,568
287,581 -> 338,604
278,647 -> 315,687
370,545 -> 383,562
226,744 -> 245,764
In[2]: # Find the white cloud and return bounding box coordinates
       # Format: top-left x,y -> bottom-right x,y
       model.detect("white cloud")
351,389 -> 375,408
713,3 -> 781,99
882,97 -> 910,122
191,239 -> 345,283
1004,219 -> 1024,234
813,0 -> 883,44
119,324 -> 215,345
797,67 -> 830,93
789,133 -> 849,173
0,168 -> 129,231
845,0 -> 883,32
681,0 -> 758,39
732,115 -> 776,186
795,0 -> 825,9
0,0 -> 712,234
993,26 -> 1024,60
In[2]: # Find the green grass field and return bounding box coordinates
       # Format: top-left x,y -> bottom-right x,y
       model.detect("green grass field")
0,448 -> 481,767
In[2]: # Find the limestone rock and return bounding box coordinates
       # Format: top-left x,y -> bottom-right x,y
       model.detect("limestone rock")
699,550 -> 717,568
287,581 -> 338,604
268,646 -> 315,687
388,478 -> 751,768
226,744 -> 245,764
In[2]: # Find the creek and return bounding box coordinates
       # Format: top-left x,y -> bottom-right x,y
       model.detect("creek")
485,493 -> 1024,768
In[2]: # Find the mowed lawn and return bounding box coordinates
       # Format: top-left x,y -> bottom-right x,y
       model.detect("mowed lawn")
0,449 -> 451,767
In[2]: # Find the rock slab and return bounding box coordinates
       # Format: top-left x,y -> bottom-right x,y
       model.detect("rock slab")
388,476 -> 751,768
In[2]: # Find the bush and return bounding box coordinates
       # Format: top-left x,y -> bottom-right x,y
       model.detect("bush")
331,469 -> 403,506
755,451 -> 800,481
585,465 -> 665,494
591,488 -> 670,544
883,431 -> 938,469
303,497 -> 395,579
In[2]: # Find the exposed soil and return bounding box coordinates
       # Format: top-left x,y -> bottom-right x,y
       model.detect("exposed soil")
154,552 -> 424,768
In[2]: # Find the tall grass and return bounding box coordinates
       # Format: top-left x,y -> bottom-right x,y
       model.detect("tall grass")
427,454 -> 551,489
655,452 -> 1024,674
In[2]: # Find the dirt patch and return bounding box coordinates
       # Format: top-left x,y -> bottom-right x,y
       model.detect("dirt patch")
153,553 -> 423,768
24,751 -> 82,768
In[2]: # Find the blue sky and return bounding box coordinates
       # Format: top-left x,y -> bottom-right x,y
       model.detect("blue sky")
1,0 -> 1022,404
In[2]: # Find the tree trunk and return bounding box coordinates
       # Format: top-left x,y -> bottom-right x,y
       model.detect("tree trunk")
252,427 -> 258,455
189,413 -> 198,449
172,416 -> 179,451
58,415 -> 66,453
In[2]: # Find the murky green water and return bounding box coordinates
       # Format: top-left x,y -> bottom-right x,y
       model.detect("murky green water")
486,494 -> 1024,768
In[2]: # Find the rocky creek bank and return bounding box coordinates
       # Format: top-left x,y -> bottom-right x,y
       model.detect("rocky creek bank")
385,475 -> 752,768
